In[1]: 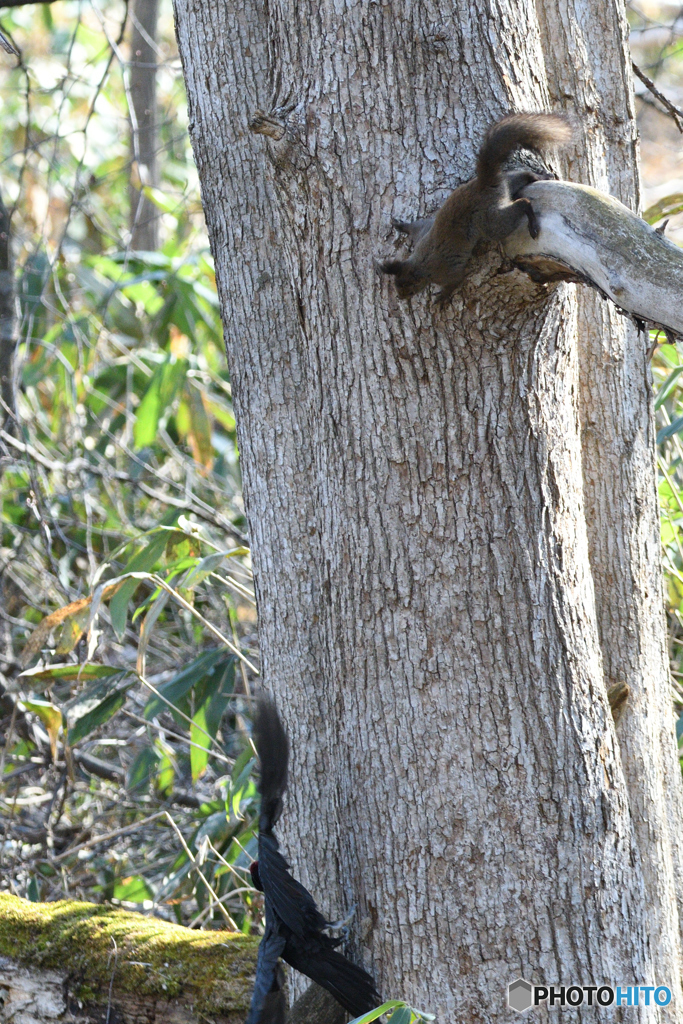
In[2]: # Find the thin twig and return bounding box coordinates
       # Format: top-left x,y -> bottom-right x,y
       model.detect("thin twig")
632,61 -> 683,132
51,811 -> 166,863
136,673 -> 237,764
105,937 -> 118,1024
148,573 -> 259,675
163,811 -> 239,930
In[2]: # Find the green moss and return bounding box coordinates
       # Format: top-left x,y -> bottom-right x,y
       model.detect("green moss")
0,894 -> 259,1014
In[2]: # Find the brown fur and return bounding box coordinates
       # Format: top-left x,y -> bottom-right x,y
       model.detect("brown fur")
382,112 -> 573,304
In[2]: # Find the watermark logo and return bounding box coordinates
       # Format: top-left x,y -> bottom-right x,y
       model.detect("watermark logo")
507,979 -> 672,1013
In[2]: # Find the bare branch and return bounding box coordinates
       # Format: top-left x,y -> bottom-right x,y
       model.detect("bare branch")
632,61 -> 683,133
505,179 -> 683,337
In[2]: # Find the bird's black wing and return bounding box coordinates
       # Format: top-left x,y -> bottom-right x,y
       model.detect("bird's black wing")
253,697 -> 289,832
258,829 -> 330,939
283,939 -> 381,1020
245,920 -> 287,1024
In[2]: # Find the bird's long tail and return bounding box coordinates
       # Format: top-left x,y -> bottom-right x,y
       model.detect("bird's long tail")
253,697 -> 290,833
289,945 -> 382,1020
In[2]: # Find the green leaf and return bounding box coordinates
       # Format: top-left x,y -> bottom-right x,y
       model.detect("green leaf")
231,745 -> 257,792
655,365 -> 683,409
155,745 -> 175,795
196,809 -> 231,848
230,779 -> 257,820
133,354 -> 189,449
182,383 -> 213,473
388,1008 -> 412,1024
143,648 -> 232,721
165,529 -> 201,564
20,699 -> 63,760
142,186 -> 179,215
19,663 -> 125,697
190,704 -> 212,781
113,875 -> 154,902
67,689 -> 129,745
20,663 -> 123,686
27,877 -> 40,902
190,659 -> 235,780
657,415 -> 683,446
64,671 -> 132,717
127,747 -> 160,794
347,1002 -> 405,1024
109,530 -> 171,639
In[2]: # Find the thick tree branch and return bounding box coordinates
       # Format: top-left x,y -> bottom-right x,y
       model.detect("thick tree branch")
0,895 -> 358,1024
505,179 -> 683,337
0,893 -> 258,1023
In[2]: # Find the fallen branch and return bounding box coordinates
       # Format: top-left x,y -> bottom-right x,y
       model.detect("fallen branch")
504,179 -> 683,337
0,895 -> 359,1024
0,893 -> 256,1024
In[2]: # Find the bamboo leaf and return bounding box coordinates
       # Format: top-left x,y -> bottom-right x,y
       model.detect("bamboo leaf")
657,415 -> 683,445
348,1002 -> 405,1024
655,365 -> 683,409
134,354 -> 189,449
20,699 -> 63,760
143,648 -> 232,721
67,689 -> 130,745
109,532 -> 171,639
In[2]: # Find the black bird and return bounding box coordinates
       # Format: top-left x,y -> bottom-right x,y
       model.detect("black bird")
245,697 -> 381,1024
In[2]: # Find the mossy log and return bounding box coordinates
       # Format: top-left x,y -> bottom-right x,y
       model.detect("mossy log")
0,893 -> 257,1023
504,180 -> 683,338
0,894 -> 346,1024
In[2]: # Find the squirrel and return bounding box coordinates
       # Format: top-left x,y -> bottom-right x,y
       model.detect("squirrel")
381,112 -> 573,305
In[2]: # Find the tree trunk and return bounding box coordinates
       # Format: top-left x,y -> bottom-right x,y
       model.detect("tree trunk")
172,0 -> 683,1020
129,0 -> 160,251
0,190 -> 16,447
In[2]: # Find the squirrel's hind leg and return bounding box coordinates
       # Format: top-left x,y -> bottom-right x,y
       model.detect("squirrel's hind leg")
485,197 -> 540,241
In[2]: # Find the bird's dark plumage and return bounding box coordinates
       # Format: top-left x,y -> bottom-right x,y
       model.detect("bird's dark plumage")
245,697 -> 380,1024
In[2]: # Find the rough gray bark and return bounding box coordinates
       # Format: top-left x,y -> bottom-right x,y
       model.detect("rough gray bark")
129,0 -> 160,251
287,983 -> 345,1024
537,2 -> 683,1005
172,0 -> 683,1020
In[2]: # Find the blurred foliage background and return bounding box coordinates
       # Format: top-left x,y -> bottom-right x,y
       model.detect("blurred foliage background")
0,0 -> 682,939
629,2 -> 683,744
0,0 -> 260,932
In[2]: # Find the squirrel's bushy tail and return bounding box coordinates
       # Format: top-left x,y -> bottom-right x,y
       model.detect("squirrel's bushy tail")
476,112 -> 573,188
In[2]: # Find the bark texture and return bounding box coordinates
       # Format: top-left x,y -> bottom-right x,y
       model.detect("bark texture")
536,2 -> 683,1003
129,0 -> 160,251
0,191 -> 16,447
172,0 -> 683,1020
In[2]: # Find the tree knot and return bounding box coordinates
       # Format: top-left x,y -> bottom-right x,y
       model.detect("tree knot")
248,111 -> 287,141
